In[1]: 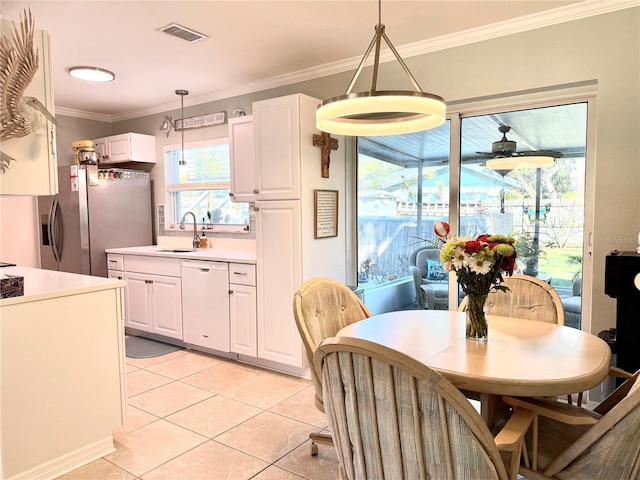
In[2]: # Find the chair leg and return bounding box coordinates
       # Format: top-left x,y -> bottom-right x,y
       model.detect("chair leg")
309,432 -> 333,455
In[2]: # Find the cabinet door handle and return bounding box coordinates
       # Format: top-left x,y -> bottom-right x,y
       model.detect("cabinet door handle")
228,290 -> 234,294
229,193 -> 234,197
50,129 -> 57,161
233,271 -> 247,275
253,189 -> 259,194
145,279 -> 153,284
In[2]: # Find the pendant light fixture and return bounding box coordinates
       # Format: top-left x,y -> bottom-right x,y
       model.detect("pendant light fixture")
176,89 -> 189,182
316,0 -> 446,137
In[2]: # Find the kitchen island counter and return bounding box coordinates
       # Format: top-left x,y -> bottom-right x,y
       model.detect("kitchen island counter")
1,267 -> 126,480
0,265 -> 125,305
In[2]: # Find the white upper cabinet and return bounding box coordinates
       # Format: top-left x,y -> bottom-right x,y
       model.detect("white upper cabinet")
253,94 -> 320,201
229,115 -> 255,203
0,18 -> 58,196
93,133 -> 156,166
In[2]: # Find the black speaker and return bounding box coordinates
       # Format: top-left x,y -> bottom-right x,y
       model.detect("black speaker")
605,251 -> 640,298
605,251 -> 640,372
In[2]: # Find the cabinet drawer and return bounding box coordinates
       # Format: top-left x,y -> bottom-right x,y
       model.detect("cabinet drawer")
124,255 -> 181,277
107,254 -> 124,271
229,263 -> 256,286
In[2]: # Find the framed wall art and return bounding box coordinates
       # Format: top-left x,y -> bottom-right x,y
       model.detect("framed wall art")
314,189 -> 338,238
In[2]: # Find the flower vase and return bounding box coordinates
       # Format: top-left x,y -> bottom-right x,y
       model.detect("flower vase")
466,294 -> 488,341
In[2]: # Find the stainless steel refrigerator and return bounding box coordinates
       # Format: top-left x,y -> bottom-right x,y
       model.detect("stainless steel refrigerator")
38,165 -> 153,277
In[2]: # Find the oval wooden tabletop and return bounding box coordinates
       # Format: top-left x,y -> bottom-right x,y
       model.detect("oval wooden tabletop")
337,310 -> 612,397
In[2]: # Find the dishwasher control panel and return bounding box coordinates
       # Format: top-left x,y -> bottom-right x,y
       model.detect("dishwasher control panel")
181,260 -> 228,271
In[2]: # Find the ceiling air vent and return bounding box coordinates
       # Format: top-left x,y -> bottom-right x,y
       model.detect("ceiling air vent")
158,23 -> 208,43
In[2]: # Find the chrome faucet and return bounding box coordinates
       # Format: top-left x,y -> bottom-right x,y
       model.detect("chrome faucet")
179,212 -> 200,248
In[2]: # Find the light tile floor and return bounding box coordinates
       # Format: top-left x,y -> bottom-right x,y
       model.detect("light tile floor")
57,347 -> 340,480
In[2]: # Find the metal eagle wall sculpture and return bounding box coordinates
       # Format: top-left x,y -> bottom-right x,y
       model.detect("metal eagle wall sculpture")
0,9 -> 60,173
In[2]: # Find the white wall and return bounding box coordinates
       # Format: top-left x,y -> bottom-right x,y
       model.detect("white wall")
0,196 -> 40,267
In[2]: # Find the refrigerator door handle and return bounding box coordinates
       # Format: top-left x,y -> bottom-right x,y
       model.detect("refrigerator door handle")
49,198 -> 63,268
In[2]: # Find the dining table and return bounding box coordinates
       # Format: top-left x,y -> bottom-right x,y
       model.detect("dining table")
336,310 -> 612,427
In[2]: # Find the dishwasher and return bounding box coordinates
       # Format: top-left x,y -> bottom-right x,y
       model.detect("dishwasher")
181,259 -> 230,352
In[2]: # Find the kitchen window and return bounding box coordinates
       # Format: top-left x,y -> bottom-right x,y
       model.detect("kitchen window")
165,138 -> 250,230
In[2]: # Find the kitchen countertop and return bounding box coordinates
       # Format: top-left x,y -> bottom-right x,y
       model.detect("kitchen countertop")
105,245 -> 256,264
0,266 -> 125,306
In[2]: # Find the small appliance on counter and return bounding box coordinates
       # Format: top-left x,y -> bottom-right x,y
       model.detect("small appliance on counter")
72,139 -> 98,165
0,272 -> 24,298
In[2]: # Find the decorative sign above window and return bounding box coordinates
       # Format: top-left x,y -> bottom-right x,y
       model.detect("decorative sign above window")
175,111 -> 226,131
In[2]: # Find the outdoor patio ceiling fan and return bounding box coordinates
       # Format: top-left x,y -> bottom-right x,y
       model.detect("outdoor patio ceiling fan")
477,125 -> 563,172
478,126 -> 562,213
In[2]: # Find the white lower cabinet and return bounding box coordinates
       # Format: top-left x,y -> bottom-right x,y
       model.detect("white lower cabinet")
117,252 -> 261,362
229,263 -> 257,356
123,256 -> 183,339
107,270 -> 124,281
125,272 -> 183,338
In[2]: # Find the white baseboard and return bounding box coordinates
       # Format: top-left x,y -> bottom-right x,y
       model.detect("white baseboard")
6,437 -> 115,480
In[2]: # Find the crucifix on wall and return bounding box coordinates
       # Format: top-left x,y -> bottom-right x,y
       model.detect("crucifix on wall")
313,131 -> 338,178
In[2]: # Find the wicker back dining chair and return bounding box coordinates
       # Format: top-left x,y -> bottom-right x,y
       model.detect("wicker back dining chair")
504,369 -> 640,479
293,277 -> 371,455
316,335 -> 533,480
459,273 -> 565,325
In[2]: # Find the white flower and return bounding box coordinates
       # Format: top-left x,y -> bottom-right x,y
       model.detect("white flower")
468,256 -> 492,275
451,247 -> 469,269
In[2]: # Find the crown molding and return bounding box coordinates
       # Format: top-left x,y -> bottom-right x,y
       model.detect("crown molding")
64,0 -> 640,123
55,106 -> 113,122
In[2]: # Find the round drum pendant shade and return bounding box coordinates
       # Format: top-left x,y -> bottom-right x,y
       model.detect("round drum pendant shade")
317,91 -> 446,136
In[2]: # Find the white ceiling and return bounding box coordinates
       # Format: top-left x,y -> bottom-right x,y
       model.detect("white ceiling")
2,1 -> 634,122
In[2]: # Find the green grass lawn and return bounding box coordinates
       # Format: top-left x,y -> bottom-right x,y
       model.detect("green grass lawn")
528,246 -> 582,288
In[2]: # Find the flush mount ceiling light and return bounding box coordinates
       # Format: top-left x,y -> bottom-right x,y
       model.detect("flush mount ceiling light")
316,0 -> 446,137
68,66 -> 115,82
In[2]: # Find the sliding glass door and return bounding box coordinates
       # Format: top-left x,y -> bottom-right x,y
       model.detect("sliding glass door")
357,122 -> 451,310
459,103 -> 587,327
356,101 -> 588,325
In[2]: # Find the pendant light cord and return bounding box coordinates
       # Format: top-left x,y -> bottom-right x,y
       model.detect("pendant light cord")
176,89 -> 189,166
344,0 -> 423,95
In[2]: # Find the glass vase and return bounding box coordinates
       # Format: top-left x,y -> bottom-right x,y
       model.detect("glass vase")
466,293 -> 488,341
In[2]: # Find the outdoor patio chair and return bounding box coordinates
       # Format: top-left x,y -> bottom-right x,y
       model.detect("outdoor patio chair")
409,246 -> 449,310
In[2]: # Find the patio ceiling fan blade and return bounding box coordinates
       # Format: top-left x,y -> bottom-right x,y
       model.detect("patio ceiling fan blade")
481,125 -> 563,160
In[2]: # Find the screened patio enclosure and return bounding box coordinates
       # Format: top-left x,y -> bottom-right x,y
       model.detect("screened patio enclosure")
356,103 -> 587,319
